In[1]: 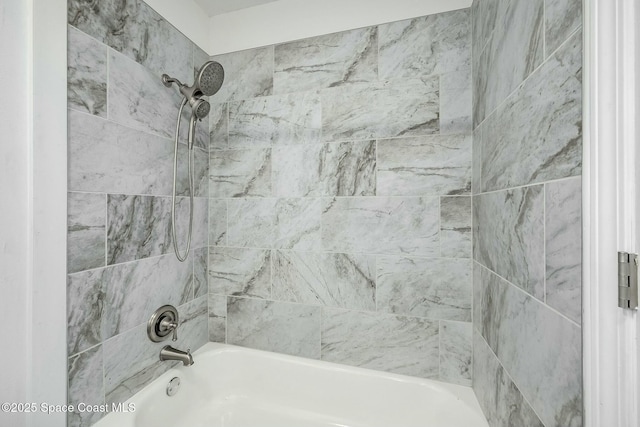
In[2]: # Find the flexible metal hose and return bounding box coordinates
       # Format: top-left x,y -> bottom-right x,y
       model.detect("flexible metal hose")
171,98 -> 194,262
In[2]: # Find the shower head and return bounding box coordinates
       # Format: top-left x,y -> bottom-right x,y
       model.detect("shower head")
195,61 -> 224,96
192,98 -> 210,120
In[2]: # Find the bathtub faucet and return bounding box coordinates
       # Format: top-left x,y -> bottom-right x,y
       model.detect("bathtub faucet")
160,345 -> 194,366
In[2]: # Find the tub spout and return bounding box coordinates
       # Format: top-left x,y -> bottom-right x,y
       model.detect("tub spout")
160,345 -> 194,366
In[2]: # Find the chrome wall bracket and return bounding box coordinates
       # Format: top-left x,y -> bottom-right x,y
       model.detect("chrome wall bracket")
618,252 -> 638,310
147,305 -> 179,342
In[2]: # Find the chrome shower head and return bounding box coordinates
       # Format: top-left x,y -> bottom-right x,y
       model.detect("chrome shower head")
195,61 -> 224,96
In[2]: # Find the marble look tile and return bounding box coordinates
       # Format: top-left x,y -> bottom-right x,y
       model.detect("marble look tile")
208,294 -> 227,343
321,197 -> 440,256
322,78 -> 439,142
68,270 -> 105,355
106,195 -> 170,264
377,135 -> 471,196
473,331 -> 544,427
209,148 -> 272,198
227,198 -> 322,250
209,199 -> 227,246
228,92 -> 322,147
481,30 -> 582,191
227,297 -> 321,358
472,122 -> 483,194
272,251 -> 375,310
441,196 -> 472,258
108,49 -> 183,139
209,103 -> 228,149
273,141 -> 376,197
68,192 -> 106,274
193,247 -> 208,299
106,195 -> 207,264
69,109 -> 176,196
211,46 -> 274,102
475,265 -> 582,427
68,345 -> 104,427
274,28 -> 377,94
68,0 -> 192,82
471,0 -> 498,58
103,324 -> 173,405
440,68 -> 472,134
208,247 -> 271,298
379,9 -> 470,80
176,296 -> 208,353
68,26 -> 107,117
440,321 -> 472,386
377,256 -> 471,321
473,0 -> 544,126
545,0 -> 582,56
473,186 -> 545,299
321,308 -> 439,378
545,178 -> 582,323
101,253 -> 193,339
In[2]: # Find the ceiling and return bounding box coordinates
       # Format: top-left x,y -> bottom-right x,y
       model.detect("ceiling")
193,0 -> 279,16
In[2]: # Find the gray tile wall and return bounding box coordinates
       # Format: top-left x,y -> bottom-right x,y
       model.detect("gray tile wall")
471,0 -> 583,426
207,8 -> 474,387
66,1 -> 209,425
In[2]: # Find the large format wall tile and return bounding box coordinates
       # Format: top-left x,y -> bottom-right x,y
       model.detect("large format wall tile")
545,0 -> 582,56
274,28 -> 377,94
471,0 -> 498,66
68,269 -> 105,355
545,178 -> 582,323
68,26 -> 107,117
69,110 -> 173,196
440,68 -> 473,134
68,345 -> 104,427
209,148 -> 272,198
475,264 -> 582,427
209,199 -> 227,246
473,330 -> 544,427
440,321 -> 472,386
377,256 -> 471,321
377,134 -> 471,196
440,196 -> 472,258
107,195 -> 207,265
322,197 -> 440,256
194,247 -> 209,299
177,296 -> 209,352
109,49 -> 183,139
228,92 -> 322,147
211,46 -> 274,102
481,30 -> 582,192
273,141 -> 376,197
102,253 -> 193,339
103,324 -> 173,405
473,0 -> 544,126
227,198 -> 321,250
227,297 -> 321,358
208,294 -> 227,343
209,103 -> 228,149
68,192 -> 106,274
321,308 -> 439,378
208,247 -> 271,298
321,78 -> 439,142
68,0 -> 192,82
272,251 -> 375,310
378,10 -> 470,80
473,186 -> 544,299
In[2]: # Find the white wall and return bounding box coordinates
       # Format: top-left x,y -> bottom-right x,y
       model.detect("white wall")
0,1 -> 30,424
0,0 -> 67,426
207,0 -> 473,54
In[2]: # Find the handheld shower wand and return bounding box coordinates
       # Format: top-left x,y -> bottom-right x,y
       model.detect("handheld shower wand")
163,61 -> 224,261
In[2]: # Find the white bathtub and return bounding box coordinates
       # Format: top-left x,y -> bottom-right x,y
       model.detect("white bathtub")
94,342 -> 489,427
